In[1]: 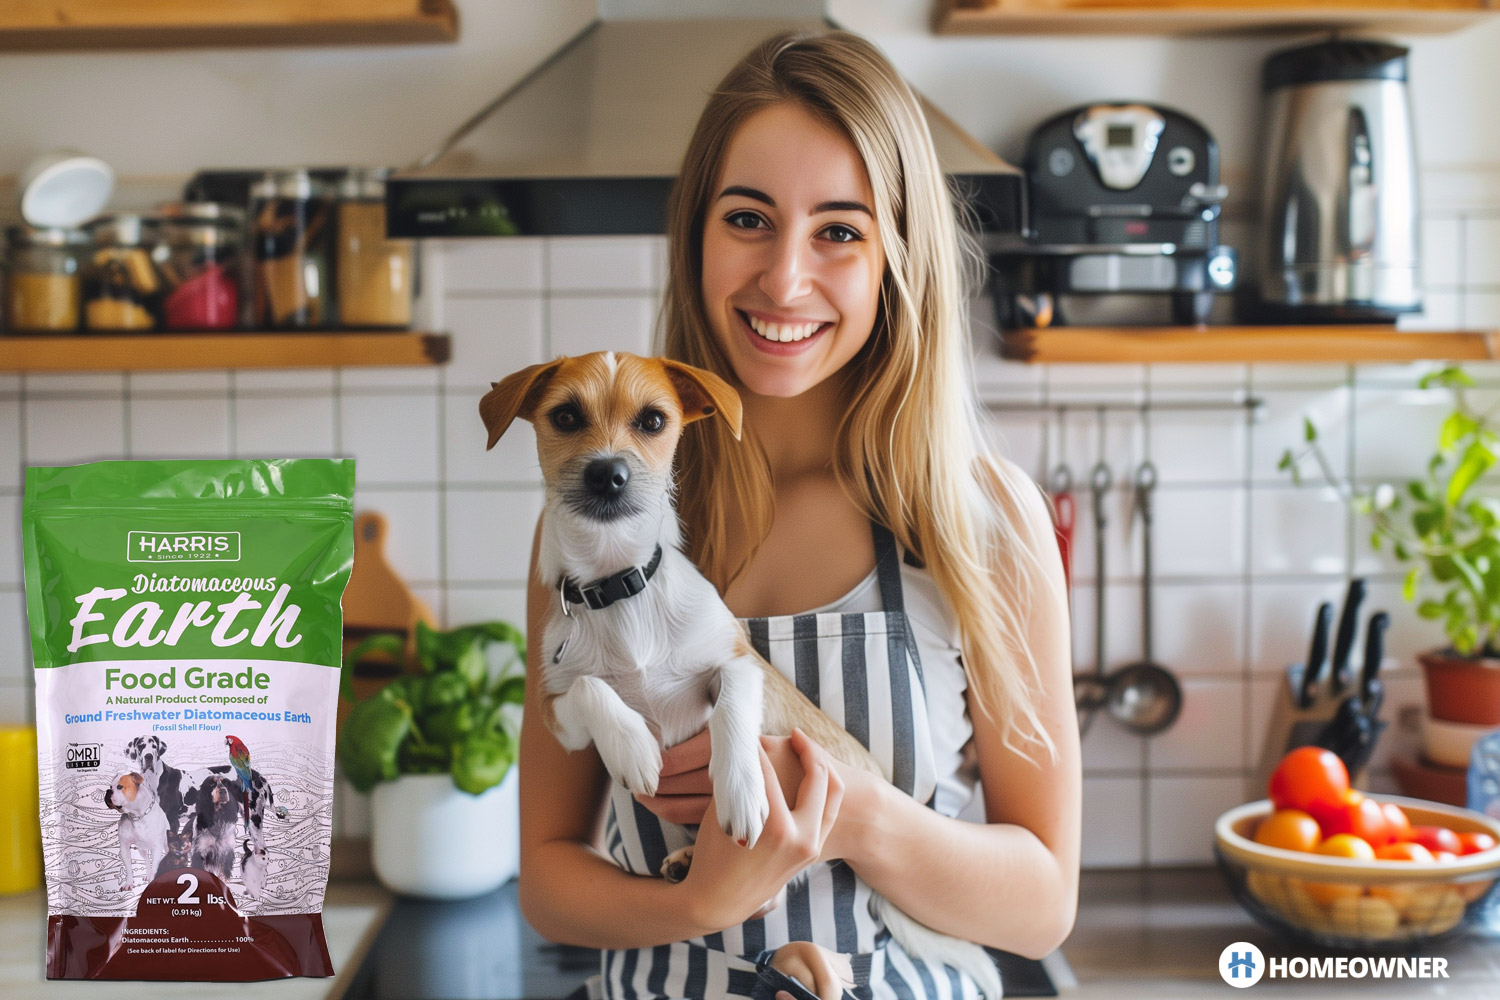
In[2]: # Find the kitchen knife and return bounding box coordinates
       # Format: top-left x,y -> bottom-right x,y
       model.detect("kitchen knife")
1329,578 -> 1367,696
1299,602 -> 1334,709
1359,611 -> 1390,721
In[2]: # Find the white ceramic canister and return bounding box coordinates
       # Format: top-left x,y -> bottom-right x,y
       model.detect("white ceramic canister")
370,767 -> 520,899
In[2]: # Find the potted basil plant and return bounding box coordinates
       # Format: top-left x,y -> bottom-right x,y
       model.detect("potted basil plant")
339,620 -> 526,899
1281,365 -> 1500,727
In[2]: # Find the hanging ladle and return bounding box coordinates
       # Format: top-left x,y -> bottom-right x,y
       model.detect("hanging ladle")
1074,460 -> 1183,736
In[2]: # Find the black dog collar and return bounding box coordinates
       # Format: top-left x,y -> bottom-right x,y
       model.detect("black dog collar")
561,545 -> 664,611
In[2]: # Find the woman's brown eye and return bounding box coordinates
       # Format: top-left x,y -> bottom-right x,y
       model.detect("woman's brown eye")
550,405 -> 583,432
635,409 -> 666,434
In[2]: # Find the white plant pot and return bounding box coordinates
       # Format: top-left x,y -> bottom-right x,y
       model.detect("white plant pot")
370,768 -> 519,900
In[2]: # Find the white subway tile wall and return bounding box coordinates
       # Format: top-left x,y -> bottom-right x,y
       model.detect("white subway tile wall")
3,212 -> 1499,861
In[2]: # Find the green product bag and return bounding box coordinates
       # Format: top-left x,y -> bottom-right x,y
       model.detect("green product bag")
22,459 -> 354,981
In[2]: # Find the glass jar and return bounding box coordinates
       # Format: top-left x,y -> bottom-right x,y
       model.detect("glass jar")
5,226 -> 85,332
82,214 -> 163,331
158,203 -> 244,330
250,170 -> 333,328
336,168 -> 414,329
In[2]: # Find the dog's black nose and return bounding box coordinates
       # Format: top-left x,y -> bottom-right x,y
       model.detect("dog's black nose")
583,458 -> 630,498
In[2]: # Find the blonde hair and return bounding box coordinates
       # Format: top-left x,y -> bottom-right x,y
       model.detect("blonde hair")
659,30 -> 1055,759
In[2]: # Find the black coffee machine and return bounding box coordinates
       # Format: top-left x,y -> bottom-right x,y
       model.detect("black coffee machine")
990,103 -> 1237,328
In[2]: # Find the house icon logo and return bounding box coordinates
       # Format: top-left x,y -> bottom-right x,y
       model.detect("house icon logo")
1219,941 -> 1265,988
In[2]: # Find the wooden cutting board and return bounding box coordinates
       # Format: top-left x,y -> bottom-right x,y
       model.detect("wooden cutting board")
337,511 -> 435,731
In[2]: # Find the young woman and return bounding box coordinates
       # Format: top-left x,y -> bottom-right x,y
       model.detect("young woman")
517,30 -> 1079,1000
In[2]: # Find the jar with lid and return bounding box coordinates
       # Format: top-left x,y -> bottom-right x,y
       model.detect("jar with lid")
158,203 -> 244,331
5,226 -> 86,332
251,170 -> 333,328
82,214 -> 163,331
336,168 -> 414,329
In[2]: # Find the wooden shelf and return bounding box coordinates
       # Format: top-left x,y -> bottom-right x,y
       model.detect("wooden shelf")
0,331 -> 451,373
0,0 -> 458,51
935,0 -> 1498,36
1000,325 -> 1500,364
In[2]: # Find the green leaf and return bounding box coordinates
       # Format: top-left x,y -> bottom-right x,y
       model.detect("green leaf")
1370,531 -> 1383,551
1418,600 -> 1446,620
451,733 -> 514,795
338,696 -> 413,792
1403,567 -> 1421,603
1441,412 -> 1480,452
1278,451 -> 1294,472
425,702 -> 477,745
1304,417 -> 1317,443
1409,480 -> 1431,502
1447,441 -> 1496,506
340,632 -> 406,702
495,675 -> 526,707
422,671 -> 470,712
1393,542 -> 1410,561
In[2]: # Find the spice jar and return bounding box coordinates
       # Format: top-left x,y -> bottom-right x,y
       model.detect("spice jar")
5,226 -> 85,332
82,215 -> 162,331
158,203 -> 244,330
336,168 -> 414,329
251,170 -> 333,328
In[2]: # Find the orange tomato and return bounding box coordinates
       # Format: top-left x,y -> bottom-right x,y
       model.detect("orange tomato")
1381,802 -> 1413,843
1254,809 -> 1323,852
1376,841 -> 1435,862
1269,747 -> 1350,818
1305,834 -> 1377,906
1457,832 -> 1498,855
1318,833 -> 1377,860
1319,790 -> 1392,847
1410,826 -> 1463,855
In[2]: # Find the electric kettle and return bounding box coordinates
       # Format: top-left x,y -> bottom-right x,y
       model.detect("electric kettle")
1250,39 -> 1420,323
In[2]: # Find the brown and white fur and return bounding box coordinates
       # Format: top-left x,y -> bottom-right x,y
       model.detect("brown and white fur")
104,772 -> 169,893
481,352 -> 1001,999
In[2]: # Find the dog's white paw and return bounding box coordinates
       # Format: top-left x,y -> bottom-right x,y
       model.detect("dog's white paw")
712,754 -> 769,847
595,717 -> 662,797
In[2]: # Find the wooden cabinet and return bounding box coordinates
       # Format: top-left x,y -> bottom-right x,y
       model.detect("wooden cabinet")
936,0 -> 1498,36
0,0 -> 458,51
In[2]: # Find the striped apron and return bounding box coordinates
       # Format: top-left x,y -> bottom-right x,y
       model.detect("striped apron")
600,522 -> 986,1000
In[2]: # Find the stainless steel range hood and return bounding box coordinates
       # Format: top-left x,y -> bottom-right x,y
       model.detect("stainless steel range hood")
387,7 -> 1023,238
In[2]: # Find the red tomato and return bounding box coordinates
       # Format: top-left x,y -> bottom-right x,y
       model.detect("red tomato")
1381,802 -> 1413,843
1268,747 -> 1350,818
1376,841 -> 1436,862
1409,825 -> 1463,855
1319,790 -> 1392,847
1457,831 -> 1499,855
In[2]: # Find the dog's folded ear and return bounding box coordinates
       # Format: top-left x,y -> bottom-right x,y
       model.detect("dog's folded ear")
660,360 -> 743,441
480,358 -> 568,449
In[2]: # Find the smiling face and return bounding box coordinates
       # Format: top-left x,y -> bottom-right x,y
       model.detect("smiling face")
700,101 -> 886,400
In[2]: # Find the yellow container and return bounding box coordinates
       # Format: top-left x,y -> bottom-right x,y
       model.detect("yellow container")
0,726 -> 43,895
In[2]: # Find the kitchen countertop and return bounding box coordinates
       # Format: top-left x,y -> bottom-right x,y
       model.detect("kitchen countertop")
0,880 -> 391,1000
5,870 -> 1499,998
1063,868 -> 1500,998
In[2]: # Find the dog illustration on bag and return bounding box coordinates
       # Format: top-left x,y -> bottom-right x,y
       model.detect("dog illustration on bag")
104,772 -> 168,893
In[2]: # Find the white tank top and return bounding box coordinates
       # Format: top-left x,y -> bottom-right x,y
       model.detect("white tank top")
801,560 -> 984,823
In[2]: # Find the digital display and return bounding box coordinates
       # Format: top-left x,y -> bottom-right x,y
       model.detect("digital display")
1107,124 -> 1135,148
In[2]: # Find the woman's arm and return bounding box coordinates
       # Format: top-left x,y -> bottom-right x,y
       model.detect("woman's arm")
831,460 -> 1081,959
518,514 -> 847,948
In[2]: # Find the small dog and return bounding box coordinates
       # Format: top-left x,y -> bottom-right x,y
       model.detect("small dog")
191,773 -> 241,881
104,772 -> 169,893
241,839 -> 268,901
124,735 -> 199,837
481,353 -> 1001,999
200,763 -> 288,849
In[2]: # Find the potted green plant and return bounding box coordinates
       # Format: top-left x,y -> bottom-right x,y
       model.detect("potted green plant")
339,620 -> 526,899
1281,365 -> 1500,727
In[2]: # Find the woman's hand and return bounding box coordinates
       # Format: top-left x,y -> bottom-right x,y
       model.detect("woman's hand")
681,728 -> 845,932
635,730 -> 713,826
769,941 -> 854,1000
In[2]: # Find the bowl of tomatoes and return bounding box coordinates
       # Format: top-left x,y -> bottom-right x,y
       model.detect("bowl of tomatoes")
1215,747 -> 1500,949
